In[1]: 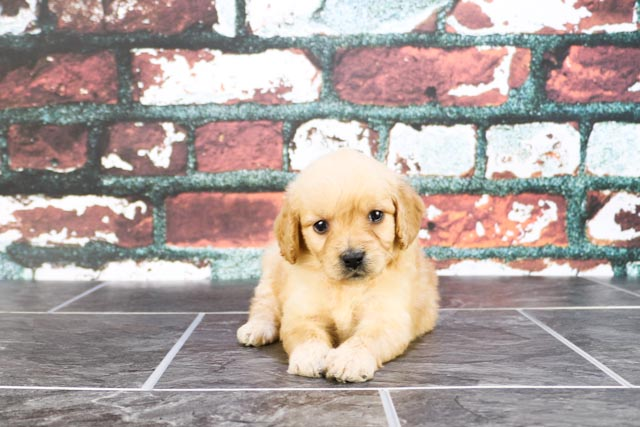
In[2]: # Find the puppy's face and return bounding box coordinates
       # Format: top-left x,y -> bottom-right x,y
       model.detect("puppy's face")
275,149 -> 425,282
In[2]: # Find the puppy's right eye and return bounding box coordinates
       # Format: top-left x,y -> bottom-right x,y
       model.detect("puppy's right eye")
313,220 -> 329,234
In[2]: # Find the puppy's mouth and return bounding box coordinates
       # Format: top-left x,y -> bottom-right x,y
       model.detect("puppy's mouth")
342,268 -> 368,280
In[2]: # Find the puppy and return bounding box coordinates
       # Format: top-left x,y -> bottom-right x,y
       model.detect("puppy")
237,149 -> 439,382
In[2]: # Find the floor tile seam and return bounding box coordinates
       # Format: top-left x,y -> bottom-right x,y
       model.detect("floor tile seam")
0,311 -> 249,315
0,385 -> 634,392
141,312 -> 205,390
46,283 -> 110,313
583,278 -> 640,299
517,309 -> 634,388
379,389 -> 401,427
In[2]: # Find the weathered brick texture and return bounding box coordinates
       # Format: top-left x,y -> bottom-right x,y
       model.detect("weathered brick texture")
334,47 -> 530,106
0,196 -> 153,248
166,193 -> 282,247
421,194 -> 568,248
586,122 -> 640,176
586,191 -> 640,247
447,0 -> 638,34
8,124 -> 87,172
132,49 -> 322,105
0,53 -> 118,109
289,120 -> 379,171
195,121 -> 283,173
485,123 -> 580,179
1,0 -> 639,279
49,0 -> 218,34
546,46 -> 640,103
102,123 -> 188,176
388,124 -> 476,177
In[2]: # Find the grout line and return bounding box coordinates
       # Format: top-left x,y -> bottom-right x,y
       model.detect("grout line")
379,389 -> 401,427
0,385 -> 632,392
141,313 -> 205,391
584,278 -> 640,299
518,309 -> 634,388
47,283 -> 110,313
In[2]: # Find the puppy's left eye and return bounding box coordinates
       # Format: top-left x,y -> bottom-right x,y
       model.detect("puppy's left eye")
368,210 -> 384,223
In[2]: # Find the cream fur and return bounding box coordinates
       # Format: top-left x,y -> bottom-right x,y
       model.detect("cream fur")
237,149 -> 439,383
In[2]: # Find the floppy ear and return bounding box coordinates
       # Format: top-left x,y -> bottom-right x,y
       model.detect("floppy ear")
274,195 -> 301,264
393,179 -> 425,249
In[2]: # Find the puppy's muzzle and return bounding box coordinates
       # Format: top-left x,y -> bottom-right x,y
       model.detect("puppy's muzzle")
340,249 -> 365,271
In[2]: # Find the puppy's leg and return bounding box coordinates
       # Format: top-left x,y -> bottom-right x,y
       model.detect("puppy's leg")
237,280 -> 280,347
325,307 -> 413,383
281,315 -> 333,378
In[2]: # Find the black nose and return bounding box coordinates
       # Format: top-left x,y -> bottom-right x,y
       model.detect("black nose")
341,249 -> 365,270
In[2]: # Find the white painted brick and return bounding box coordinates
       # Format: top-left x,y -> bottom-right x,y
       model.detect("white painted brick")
289,119 -> 377,171
388,124 -> 476,176
439,259 -> 613,276
0,0 -> 39,35
486,123 -> 580,178
34,259 -> 211,281
133,49 -> 321,105
587,191 -> 640,245
246,0 -> 447,36
587,122 -> 640,176
0,195 -> 150,248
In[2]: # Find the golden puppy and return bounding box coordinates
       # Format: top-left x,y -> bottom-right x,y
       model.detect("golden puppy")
237,149 -> 439,382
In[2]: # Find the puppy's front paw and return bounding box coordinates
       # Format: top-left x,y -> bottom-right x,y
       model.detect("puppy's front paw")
287,341 -> 331,378
237,320 -> 278,347
325,344 -> 378,383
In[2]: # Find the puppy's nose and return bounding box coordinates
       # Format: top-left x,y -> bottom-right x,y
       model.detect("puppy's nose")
341,249 -> 365,270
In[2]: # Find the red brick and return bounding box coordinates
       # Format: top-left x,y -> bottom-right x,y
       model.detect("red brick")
195,121 -> 283,173
446,0 -> 637,34
546,46 -> 640,103
0,196 -> 153,248
166,193 -> 282,247
0,53 -> 118,109
8,124 -> 87,172
102,122 -> 188,176
49,0 -> 218,34
421,194 -> 567,248
334,46 -> 530,106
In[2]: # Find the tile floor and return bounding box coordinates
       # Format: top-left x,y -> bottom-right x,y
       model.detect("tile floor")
1,277 -> 639,426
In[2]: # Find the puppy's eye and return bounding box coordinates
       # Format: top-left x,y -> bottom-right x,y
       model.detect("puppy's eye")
368,210 -> 384,223
313,220 -> 329,234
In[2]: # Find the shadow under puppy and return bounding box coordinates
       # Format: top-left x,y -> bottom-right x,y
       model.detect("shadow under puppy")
237,149 -> 439,382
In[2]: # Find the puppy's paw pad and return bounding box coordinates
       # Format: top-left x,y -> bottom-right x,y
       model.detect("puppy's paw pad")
237,320 -> 278,347
287,341 -> 331,378
325,345 -> 377,383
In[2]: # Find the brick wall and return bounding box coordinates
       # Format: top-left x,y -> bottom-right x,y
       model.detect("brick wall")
1,0 -> 640,280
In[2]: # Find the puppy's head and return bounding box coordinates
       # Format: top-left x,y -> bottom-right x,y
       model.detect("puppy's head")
275,149 -> 424,282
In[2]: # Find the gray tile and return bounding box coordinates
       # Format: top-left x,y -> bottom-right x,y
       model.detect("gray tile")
584,277 -> 640,296
62,281 -> 255,312
391,389 -> 640,427
0,314 -> 195,387
0,390 -> 386,427
157,311 -> 616,388
528,309 -> 640,386
439,276 -> 640,308
0,281 -> 99,311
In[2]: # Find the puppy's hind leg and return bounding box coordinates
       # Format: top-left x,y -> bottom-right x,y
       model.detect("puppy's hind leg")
237,277 -> 281,347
